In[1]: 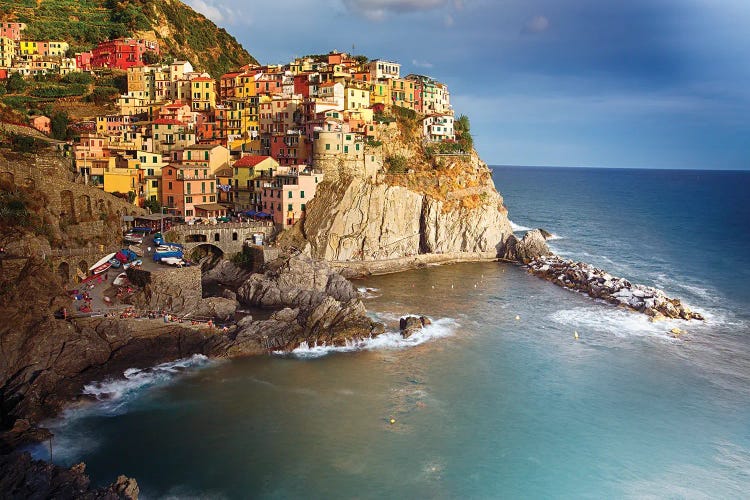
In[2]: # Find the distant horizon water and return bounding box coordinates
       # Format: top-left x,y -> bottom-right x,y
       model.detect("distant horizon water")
31,166 -> 750,498
490,164 -> 750,172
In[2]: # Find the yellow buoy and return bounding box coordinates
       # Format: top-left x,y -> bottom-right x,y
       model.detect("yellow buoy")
574,331 -> 579,340
515,315 -> 520,321
390,418 -> 396,425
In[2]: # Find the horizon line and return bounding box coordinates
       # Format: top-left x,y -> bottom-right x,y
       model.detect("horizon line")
489,164 -> 750,172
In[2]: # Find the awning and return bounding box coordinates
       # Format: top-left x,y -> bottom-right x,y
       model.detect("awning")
242,210 -> 257,216
194,203 -> 227,212
255,211 -> 272,218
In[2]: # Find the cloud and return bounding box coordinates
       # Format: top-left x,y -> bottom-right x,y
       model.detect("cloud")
412,59 -> 434,68
523,15 -> 550,34
343,0 -> 448,20
184,0 -> 250,26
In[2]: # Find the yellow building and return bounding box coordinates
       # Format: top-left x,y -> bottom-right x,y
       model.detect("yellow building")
0,36 -> 14,68
390,78 -> 415,109
182,144 -> 230,174
19,41 -> 37,56
103,158 -> 143,206
138,151 -> 165,204
231,155 -> 278,210
369,82 -> 389,106
344,82 -> 370,110
191,76 -> 216,111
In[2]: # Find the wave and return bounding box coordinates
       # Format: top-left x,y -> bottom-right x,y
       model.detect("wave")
279,317 -> 459,359
509,220 -> 531,232
549,306 -> 687,341
357,286 -> 381,299
82,354 -> 211,407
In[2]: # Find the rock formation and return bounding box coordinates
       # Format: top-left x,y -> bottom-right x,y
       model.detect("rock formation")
0,452 -> 139,499
527,255 -> 704,320
234,254 -> 384,351
501,229 -> 553,263
399,316 -> 432,338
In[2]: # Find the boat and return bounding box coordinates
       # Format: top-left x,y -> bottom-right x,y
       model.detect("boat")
123,233 -> 144,244
89,253 -> 116,274
113,272 -> 129,286
123,259 -> 142,270
108,257 -> 122,269
161,257 -> 184,266
91,262 -> 112,275
153,250 -> 183,262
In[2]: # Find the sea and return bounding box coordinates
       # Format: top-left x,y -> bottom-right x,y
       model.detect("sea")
30,166 -> 750,499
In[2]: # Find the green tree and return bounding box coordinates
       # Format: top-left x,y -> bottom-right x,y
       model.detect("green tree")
144,198 -> 161,214
6,73 -> 27,94
51,111 -> 70,141
143,51 -> 160,65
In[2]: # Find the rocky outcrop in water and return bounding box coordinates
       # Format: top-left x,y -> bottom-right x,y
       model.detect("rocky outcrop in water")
399,316 -> 432,338
233,255 -> 384,351
0,451 -> 139,499
527,255 -> 704,320
501,229 -> 552,263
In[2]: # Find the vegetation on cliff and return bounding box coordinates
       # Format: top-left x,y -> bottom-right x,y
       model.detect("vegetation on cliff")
0,0 -> 257,77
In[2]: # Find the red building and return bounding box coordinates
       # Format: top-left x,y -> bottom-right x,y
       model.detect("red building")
91,38 -> 159,70
76,52 -> 93,72
293,74 -> 311,98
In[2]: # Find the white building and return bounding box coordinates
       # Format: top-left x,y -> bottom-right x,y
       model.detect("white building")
423,114 -> 455,142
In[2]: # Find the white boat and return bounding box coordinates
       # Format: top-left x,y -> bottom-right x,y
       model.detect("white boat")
113,272 -> 129,286
89,253 -> 116,273
161,257 -> 184,266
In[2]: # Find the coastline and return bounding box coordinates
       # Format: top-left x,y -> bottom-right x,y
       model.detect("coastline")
330,251 -> 500,278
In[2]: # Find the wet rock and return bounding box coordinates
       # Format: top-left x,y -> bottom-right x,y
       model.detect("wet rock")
191,297 -> 238,321
538,228 -> 554,240
526,255 -> 704,320
501,229 -> 552,264
399,315 -> 432,338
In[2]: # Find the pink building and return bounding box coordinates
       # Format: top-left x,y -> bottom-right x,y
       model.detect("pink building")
0,22 -> 25,41
260,166 -> 323,228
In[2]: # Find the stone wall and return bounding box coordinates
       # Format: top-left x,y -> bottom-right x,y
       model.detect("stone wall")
171,222 -> 276,256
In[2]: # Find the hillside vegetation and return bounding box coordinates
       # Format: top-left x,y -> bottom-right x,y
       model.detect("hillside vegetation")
0,0 -> 257,77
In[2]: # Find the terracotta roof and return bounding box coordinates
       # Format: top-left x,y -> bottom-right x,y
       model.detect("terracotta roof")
234,155 -> 272,167
192,77 -> 214,82
214,165 -> 233,177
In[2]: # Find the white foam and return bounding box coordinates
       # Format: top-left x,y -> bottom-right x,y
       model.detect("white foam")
546,233 -> 563,241
279,317 -> 459,359
509,220 -> 531,232
549,306 -> 685,341
357,286 -> 381,299
82,354 -> 211,406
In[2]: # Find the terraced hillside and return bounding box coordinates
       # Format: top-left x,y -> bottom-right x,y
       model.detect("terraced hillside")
0,0 -> 257,77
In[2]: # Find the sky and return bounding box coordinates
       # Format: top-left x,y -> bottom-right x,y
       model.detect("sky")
184,0 -> 750,170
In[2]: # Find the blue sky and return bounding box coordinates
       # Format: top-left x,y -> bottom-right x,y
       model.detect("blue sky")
185,0 -> 750,169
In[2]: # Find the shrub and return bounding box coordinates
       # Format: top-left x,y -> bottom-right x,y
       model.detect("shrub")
386,155 -> 408,174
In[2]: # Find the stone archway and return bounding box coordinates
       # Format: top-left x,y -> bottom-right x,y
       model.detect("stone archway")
97,198 -> 106,214
57,262 -> 70,283
60,190 -> 76,225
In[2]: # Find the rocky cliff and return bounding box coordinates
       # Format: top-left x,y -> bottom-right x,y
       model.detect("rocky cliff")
294,119 -> 513,267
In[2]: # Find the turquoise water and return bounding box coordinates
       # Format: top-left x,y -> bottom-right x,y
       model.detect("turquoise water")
33,167 -> 750,498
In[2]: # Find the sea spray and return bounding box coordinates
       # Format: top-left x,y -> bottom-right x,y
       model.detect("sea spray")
280,317 -> 459,359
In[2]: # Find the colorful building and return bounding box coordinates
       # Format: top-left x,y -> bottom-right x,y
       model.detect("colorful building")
29,115 -> 51,135
231,155 -> 278,210
160,164 -> 217,220
91,38 -> 159,70
190,76 -> 216,111
0,22 -> 26,41
260,166 -> 323,228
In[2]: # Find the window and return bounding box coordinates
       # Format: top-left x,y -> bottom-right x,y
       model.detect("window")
185,196 -> 192,203
288,190 -> 293,198
168,182 -> 173,190
300,191 -> 305,198
186,210 -> 193,216
301,203 -> 306,211
187,184 -> 191,194
288,203 -> 293,211
325,143 -> 330,151
151,180 -> 158,188
201,182 -> 206,193
277,203 -> 281,211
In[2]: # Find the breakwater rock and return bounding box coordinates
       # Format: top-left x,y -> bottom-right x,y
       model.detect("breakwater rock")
501,229 -> 552,263
527,255 -> 704,320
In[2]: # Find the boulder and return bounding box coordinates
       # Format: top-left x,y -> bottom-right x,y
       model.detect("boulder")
502,229 -> 552,264
399,315 -> 432,338
191,297 -> 238,321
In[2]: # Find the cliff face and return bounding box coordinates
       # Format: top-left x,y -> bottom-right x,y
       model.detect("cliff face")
298,119 -> 513,264
302,172 -> 511,261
